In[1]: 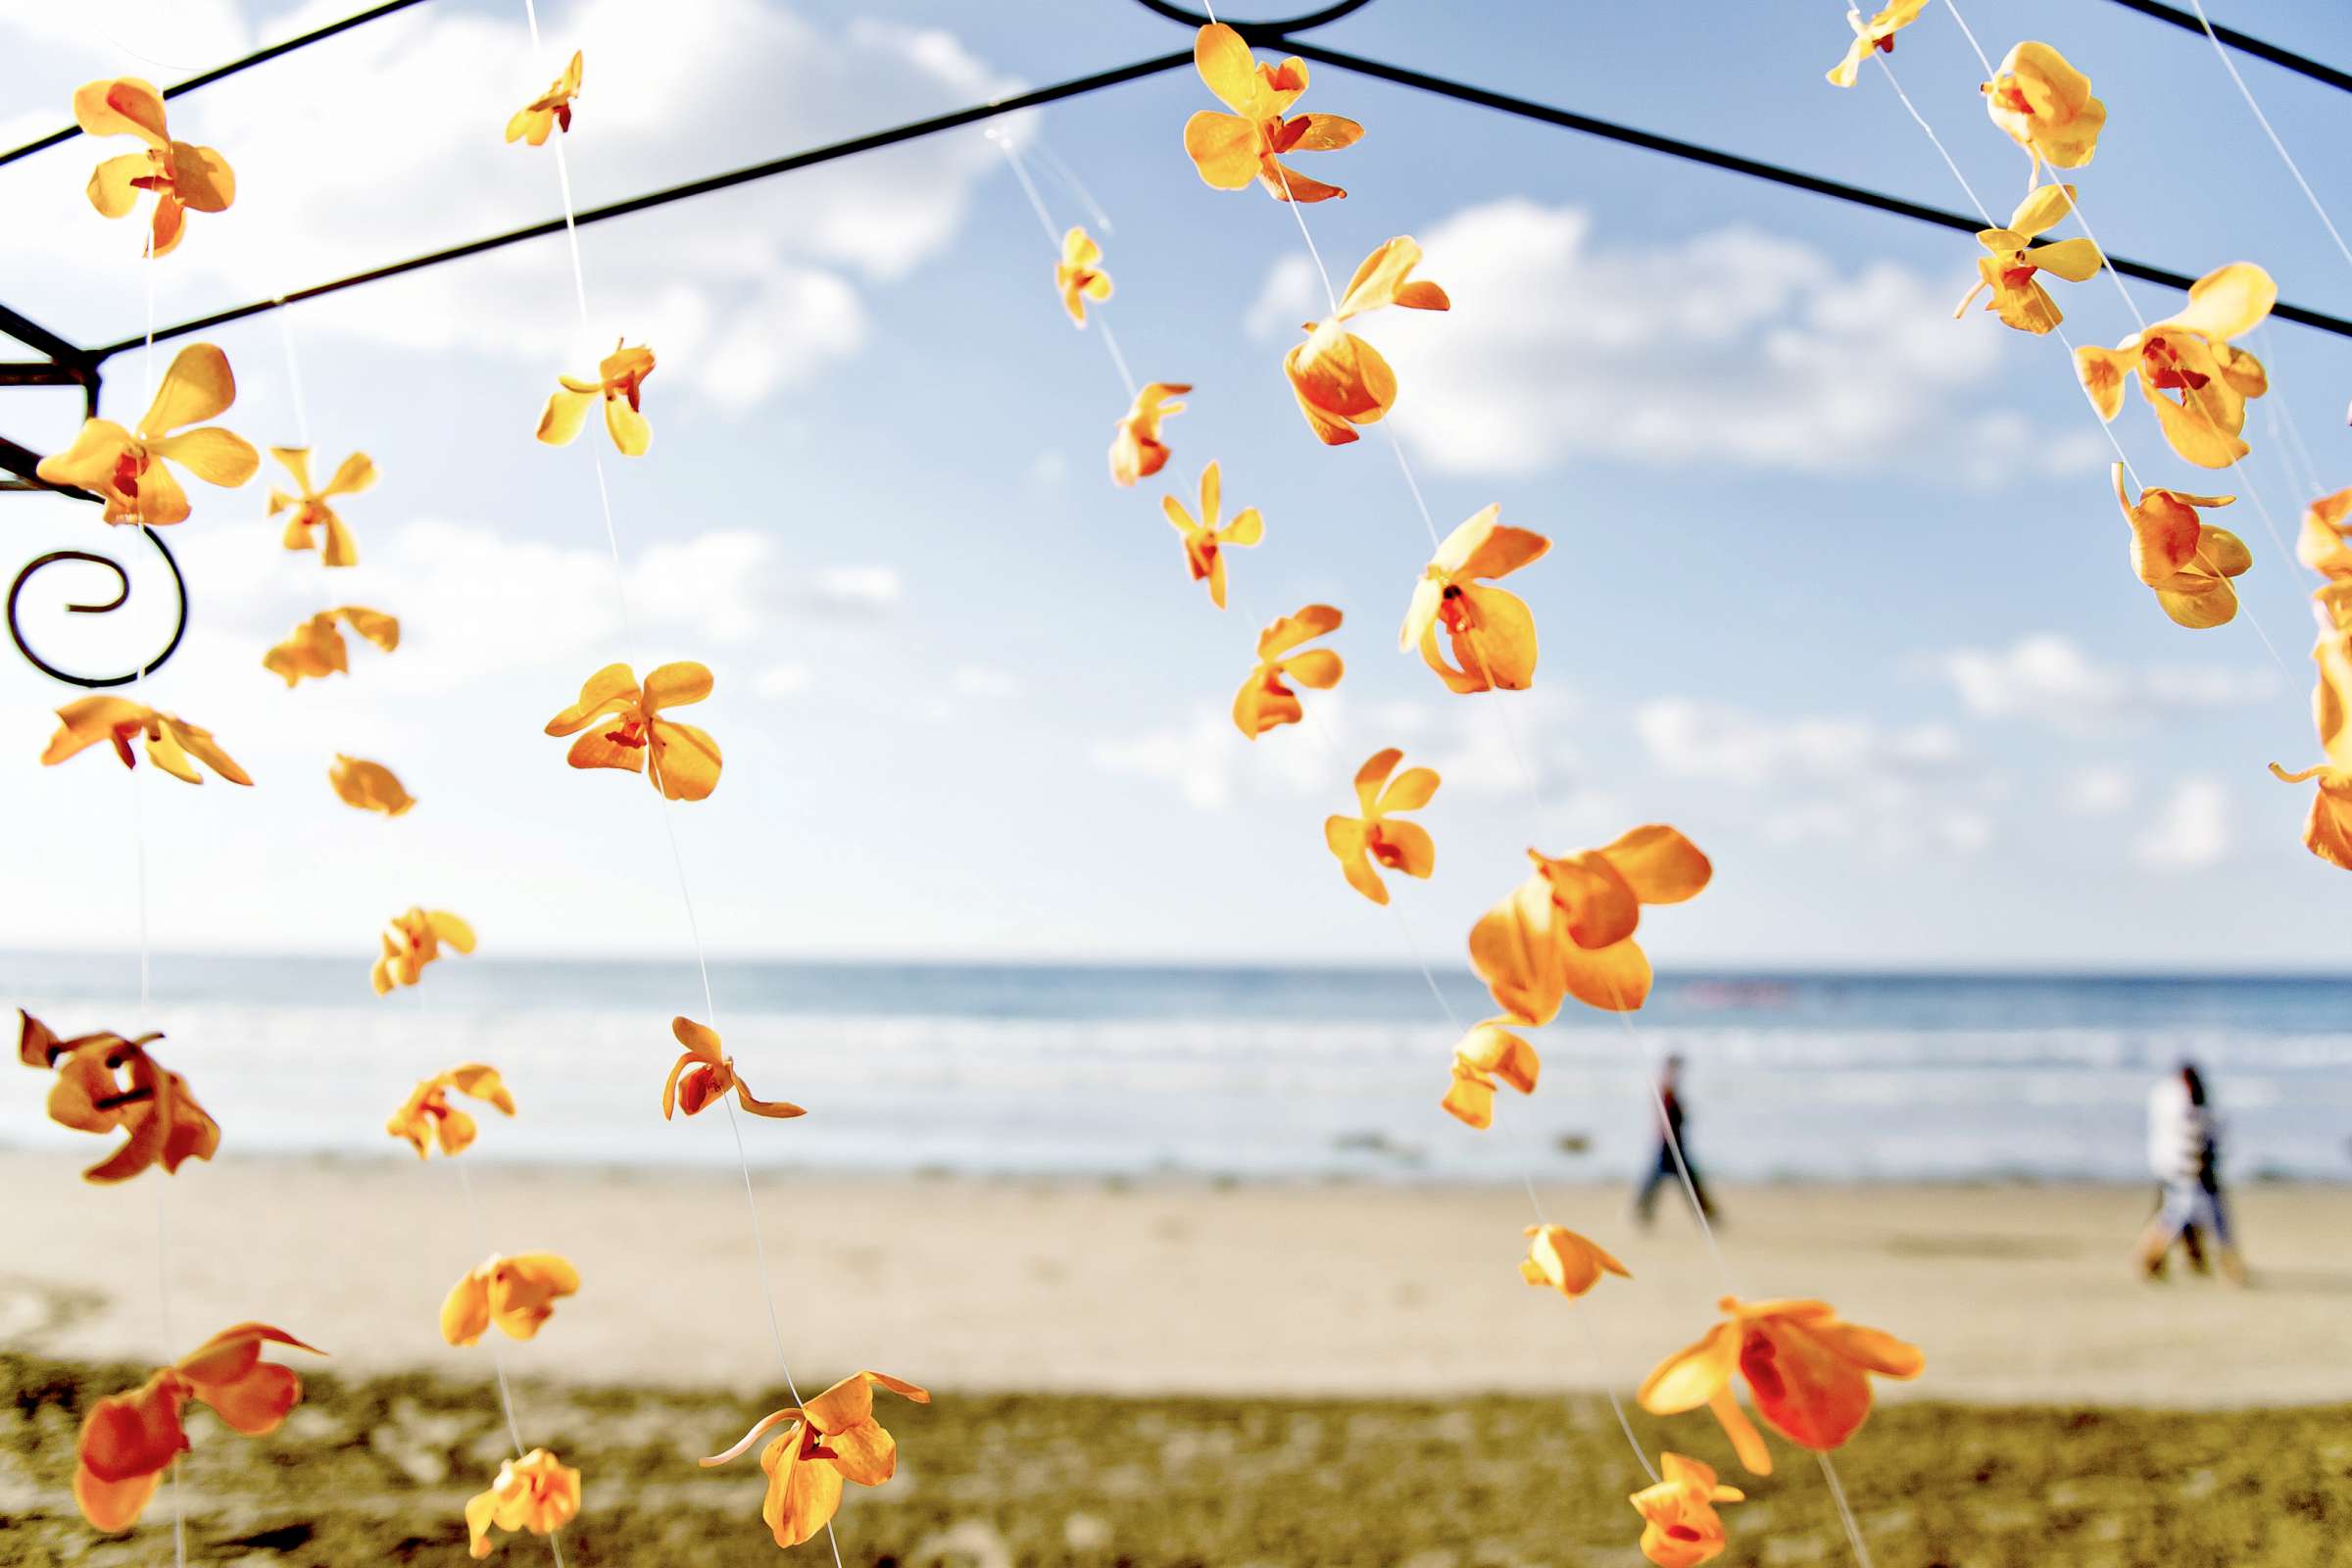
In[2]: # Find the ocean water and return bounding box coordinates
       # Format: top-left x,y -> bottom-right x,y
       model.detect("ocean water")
4,953 -> 2349,1185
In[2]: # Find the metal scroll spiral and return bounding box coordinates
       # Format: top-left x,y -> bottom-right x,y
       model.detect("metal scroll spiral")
6,526 -> 188,688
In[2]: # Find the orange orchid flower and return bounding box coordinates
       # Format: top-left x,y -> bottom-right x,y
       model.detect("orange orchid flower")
507,51 -> 583,146
1827,1 -> 1930,88
1981,41 -> 2106,177
1399,504 -> 1548,693
1056,225 -> 1112,325
1630,1452 -> 1745,1568
35,343 -> 259,524
386,1063 -> 514,1158
2075,263 -> 2274,469
1324,747 -> 1438,904
702,1371 -> 931,1548
268,447 -> 375,566
1639,1297 -> 1924,1477
2111,465 -> 2249,629
73,77 -> 234,258
1162,461 -> 1263,609
1470,827 -> 1712,1024
18,1011 -> 218,1184
1440,1018 -> 1540,1131
1233,603 -> 1343,739
2298,487 -> 2352,587
544,662 -> 722,801
371,906 -> 476,996
41,698 -> 250,786
330,754 -> 417,816
537,339 -> 655,457
466,1447 -> 581,1557
263,605 -> 400,686
1183,24 -> 1362,203
1954,183 -> 2104,335
1521,1224 -> 1631,1299
1109,380 -> 1190,487
1284,237 -> 1449,446
664,1016 -> 807,1121
442,1253 -> 581,1346
74,1323 -> 320,1532
2272,509 -> 2352,868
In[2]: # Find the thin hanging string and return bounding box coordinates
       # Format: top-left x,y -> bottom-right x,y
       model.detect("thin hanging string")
1031,141 -> 1117,235
990,129 -> 1139,400
2252,321 -> 2329,502
275,299 -> 313,448
2183,0 -> 2352,278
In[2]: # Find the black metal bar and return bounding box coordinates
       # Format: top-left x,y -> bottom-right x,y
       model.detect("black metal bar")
2102,0 -> 2352,95
7,531 -> 191,689
0,433 -> 96,501
0,303 -> 95,368
1126,0 -> 1374,30
0,0 -> 444,172
1273,37 -> 2352,341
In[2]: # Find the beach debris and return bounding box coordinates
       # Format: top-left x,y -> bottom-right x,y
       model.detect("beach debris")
73,1323 -> 320,1531
41,698 -> 251,785
701,1370 -> 931,1549
507,50 -> 582,147
1325,747 -> 1438,904
1638,1296 -> 1924,1476
17,1010 -> 218,1184
268,447 -> 376,566
1630,1450 -> 1744,1567
1399,504 -> 1548,693
1162,460 -> 1263,610
537,338 -> 655,457
1441,1019 -> 1540,1129
2271,487 -> 2352,869
371,906 -> 475,995
1182,24 -> 1361,203
263,605 -> 400,685
1055,225 -> 1111,326
71,76 -> 234,257
663,1016 -> 806,1121
466,1446 -> 581,1557
441,1253 -> 580,1346
1233,604 -> 1343,739
1469,825 -> 1712,1023
544,661 -> 722,801
1953,184 -> 2104,336
1520,1224 -> 1632,1299
2110,466 -> 2248,629
1981,41 -> 2106,177
331,754 -> 417,816
1283,236 -> 1449,447
2075,263 -> 2275,469
1108,380 -> 1189,487
36,342 -> 259,524
386,1063 -> 514,1158
1826,1 -> 1929,88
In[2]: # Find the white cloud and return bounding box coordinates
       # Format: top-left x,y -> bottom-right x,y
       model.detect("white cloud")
1090,707 -> 1236,810
1027,448 -> 1070,490
2062,765 -> 2137,816
950,665 -> 1016,700
2136,778 -> 2230,870
809,565 -> 901,611
1931,633 -> 2275,733
753,663 -> 811,699
1247,198 -> 2108,485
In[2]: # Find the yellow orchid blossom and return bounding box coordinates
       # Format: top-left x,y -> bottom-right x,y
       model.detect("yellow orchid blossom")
1285,236 -> 1449,446
1521,1224 -> 1631,1299
1055,225 -> 1112,325
1183,24 -> 1362,203
1109,380 -> 1190,487
466,1448 -> 580,1558
1162,461 -> 1263,609
1399,504 -> 1548,693
2075,263 -> 2274,468
41,698 -> 250,786
442,1253 -> 581,1346
329,755 -> 416,817
1470,826 -> 1711,1023
386,1063 -> 514,1158
702,1371 -> 931,1548
537,339 -> 655,457
543,662 -> 723,801
1324,747 -> 1438,905
263,606 -> 400,686
35,343 -> 259,524
1827,1 -> 1930,88
1631,1452 -> 1745,1568
371,906 -> 475,996
507,51 -> 582,146
1233,604 -> 1343,739
1440,1018 -> 1539,1130
18,1011 -> 218,1185
2272,506 -> 2352,869
1954,184 -> 2104,334
268,447 -> 374,566
73,77 -> 233,257
1982,41 -> 2106,176
664,1016 -> 807,1121
2111,466 -> 2248,629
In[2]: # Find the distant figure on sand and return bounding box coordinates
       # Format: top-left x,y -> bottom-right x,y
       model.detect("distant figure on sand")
2136,1062 -> 2245,1286
1635,1054 -> 1716,1228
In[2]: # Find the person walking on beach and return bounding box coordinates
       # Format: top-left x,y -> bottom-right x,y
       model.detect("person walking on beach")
1634,1054 -> 1716,1228
2135,1061 -> 2245,1286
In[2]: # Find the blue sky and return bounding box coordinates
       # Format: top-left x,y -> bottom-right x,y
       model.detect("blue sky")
2,0 -> 2350,969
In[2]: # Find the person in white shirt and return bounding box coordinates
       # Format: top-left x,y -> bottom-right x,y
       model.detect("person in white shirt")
2134,1062 -> 2245,1286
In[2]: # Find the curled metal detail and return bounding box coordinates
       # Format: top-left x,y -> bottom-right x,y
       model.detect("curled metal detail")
1126,0 -> 1376,33
7,526 -> 188,689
